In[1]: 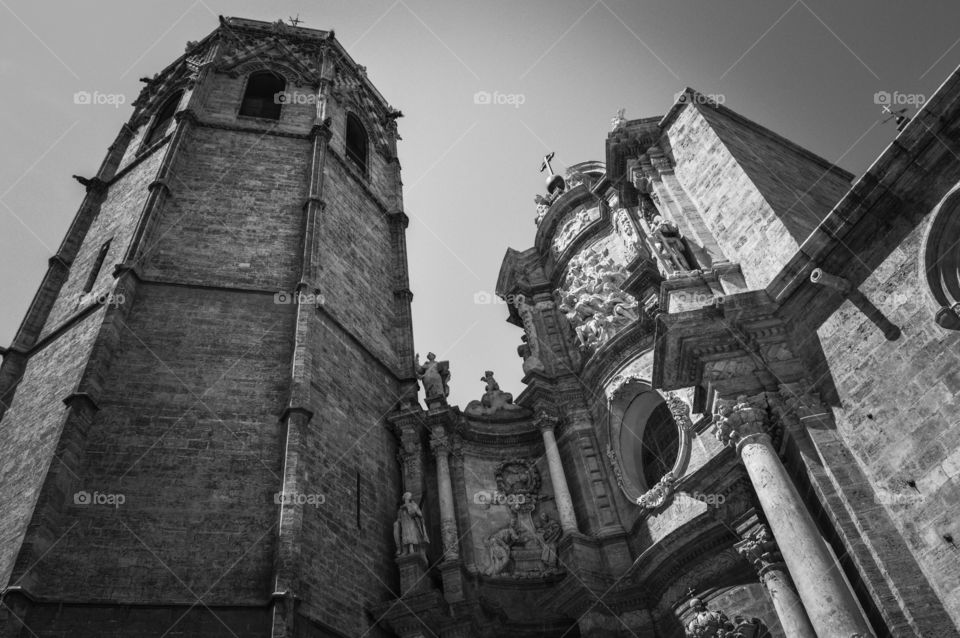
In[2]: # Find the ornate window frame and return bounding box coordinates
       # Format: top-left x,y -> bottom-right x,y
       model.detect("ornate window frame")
605,378 -> 693,508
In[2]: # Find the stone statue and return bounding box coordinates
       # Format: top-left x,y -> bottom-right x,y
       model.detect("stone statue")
611,107 -> 626,131
482,522 -> 520,576
415,352 -> 450,400
651,215 -> 691,273
465,371 -> 523,416
393,492 -> 429,556
684,598 -> 735,638
535,512 -> 561,569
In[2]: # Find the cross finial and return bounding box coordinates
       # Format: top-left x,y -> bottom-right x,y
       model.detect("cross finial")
685,587 -> 696,599
288,14 -> 303,26
540,151 -> 556,176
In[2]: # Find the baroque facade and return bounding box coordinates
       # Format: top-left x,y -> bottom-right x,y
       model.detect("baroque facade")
1,14 -> 960,638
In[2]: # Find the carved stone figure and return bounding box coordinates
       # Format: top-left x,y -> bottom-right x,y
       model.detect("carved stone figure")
393,492 -> 429,556
556,247 -> 639,350
684,597 -> 766,638
651,215 -> 691,273
615,209 -> 641,260
482,522 -> 520,576
535,512 -> 562,568
415,352 -> 450,400
611,107 -> 626,131
552,206 -> 600,254
465,371 -> 523,416
685,598 -> 736,638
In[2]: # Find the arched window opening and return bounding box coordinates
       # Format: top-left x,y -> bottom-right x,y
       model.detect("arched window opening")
345,113 -> 369,174
144,91 -> 182,148
239,71 -> 285,120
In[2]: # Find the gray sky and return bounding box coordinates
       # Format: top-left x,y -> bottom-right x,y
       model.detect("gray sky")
1,0 -> 958,408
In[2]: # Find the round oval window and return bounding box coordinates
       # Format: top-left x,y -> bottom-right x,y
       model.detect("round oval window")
618,391 -> 679,491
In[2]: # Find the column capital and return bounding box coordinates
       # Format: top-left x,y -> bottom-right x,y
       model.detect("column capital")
429,430 -> 451,455
734,524 -> 785,577
713,393 -> 771,453
534,410 -> 561,434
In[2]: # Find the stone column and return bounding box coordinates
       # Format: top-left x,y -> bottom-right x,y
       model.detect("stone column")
734,522 -> 817,638
430,430 -> 459,561
714,395 -> 874,637
535,411 -> 578,534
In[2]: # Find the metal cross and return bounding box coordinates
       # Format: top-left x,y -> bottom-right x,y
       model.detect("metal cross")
288,14 -> 303,26
540,151 -> 556,176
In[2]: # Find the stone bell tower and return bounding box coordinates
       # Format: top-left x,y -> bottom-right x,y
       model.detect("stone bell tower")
0,17 -> 416,638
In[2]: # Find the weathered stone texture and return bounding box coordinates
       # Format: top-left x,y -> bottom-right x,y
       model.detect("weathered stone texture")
0,309 -> 101,586
665,103 -> 849,289
41,150 -> 163,338
817,217 -> 960,626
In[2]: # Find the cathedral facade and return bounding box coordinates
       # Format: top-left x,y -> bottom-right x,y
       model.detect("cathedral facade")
1,15 -> 960,638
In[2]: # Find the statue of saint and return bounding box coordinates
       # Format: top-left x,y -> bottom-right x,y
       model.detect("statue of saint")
535,512 -> 562,569
415,352 -> 450,400
393,492 -> 429,556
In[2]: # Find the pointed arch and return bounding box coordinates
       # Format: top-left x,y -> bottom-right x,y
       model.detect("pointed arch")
345,112 -> 369,174
239,70 -> 285,120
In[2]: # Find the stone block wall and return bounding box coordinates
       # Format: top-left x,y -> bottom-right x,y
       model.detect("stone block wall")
663,102 -> 850,290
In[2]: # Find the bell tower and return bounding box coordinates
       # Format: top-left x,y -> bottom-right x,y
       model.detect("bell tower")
0,17 -> 415,638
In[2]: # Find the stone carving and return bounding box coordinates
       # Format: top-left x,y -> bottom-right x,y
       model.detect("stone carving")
482,519 -> 522,576
615,209 -> 641,261
393,492 -> 429,556
713,395 -> 770,450
556,247 -> 639,350
734,525 -> 781,576
552,206 -> 601,254
535,512 -> 562,569
636,471 -> 676,509
684,597 -> 765,638
516,300 -> 545,374
495,458 -> 541,502
605,445 -> 625,491
650,215 -> 691,274
415,352 -> 450,401
465,371 -> 523,416
534,194 -> 550,226
611,107 -> 627,131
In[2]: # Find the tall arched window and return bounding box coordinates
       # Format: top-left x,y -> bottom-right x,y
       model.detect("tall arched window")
239,71 -> 285,120
143,91 -> 182,148
345,113 -> 368,174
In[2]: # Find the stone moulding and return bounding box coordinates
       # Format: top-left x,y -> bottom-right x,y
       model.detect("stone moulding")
605,381 -> 695,508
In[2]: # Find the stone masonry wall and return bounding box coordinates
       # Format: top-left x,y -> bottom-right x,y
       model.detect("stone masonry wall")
0,309 -> 101,589
816,217 -> 960,626
664,103 -> 849,290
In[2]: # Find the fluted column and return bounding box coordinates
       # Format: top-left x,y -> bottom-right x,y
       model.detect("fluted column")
735,523 -> 816,638
535,412 -> 578,534
430,429 -> 459,561
715,395 -> 873,638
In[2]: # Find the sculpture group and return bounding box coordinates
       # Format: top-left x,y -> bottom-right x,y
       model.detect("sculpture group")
557,247 -> 639,349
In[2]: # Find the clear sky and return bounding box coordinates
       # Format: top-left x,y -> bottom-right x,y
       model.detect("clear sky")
1,0 -> 959,408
